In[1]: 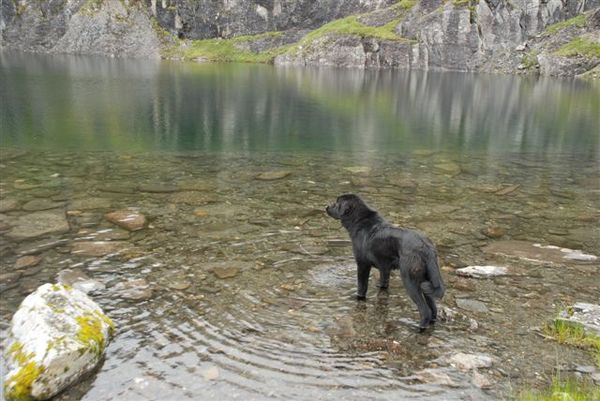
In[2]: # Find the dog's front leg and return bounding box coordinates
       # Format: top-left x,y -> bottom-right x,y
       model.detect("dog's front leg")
356,262 -> 371,301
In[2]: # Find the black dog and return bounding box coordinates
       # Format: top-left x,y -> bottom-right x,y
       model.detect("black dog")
326,194 -> 445,330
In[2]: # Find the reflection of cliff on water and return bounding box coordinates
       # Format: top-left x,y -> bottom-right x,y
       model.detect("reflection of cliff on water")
1,52 -> 598,157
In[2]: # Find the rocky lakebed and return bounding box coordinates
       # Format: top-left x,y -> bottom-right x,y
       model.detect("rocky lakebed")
0,148 -> 599,400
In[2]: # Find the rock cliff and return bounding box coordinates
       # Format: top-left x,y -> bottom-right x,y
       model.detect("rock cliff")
1,0 -> 599,77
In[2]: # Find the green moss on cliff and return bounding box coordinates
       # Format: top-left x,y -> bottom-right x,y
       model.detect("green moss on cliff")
170,32 -> 292,63
555,37 -> 600,59
544,14 -> 587,35
299,15 -> 404,45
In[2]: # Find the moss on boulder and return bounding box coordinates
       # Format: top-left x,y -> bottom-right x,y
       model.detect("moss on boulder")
3,283 -> 115,401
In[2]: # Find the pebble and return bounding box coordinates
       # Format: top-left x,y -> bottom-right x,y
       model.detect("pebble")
255,171 -> 291,181
0,198 -> 19,212
71,241 -> 128,257
105,209 -> 146,231
22,199 -> 64,211
472,370 -> 492,388
14,255 -> 42,269
414,369 -> 457,387
448,352 -> 493,371
212,266 -> 240,279
138,184 -> 179,193
57,268 -> 105,294
114,279 -> 153,301
70,198 -> 112,210
6,211 -> 70,241
456,298 -> 489,313
202,366 -> 220,381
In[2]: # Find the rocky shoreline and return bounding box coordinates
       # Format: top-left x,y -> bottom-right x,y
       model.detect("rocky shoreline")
1,0 -> 599,78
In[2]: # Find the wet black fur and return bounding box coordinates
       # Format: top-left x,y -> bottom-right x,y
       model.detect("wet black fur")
326,194 -> 445,330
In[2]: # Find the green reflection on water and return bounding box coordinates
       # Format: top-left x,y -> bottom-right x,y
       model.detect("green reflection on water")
1,52 -> 599,158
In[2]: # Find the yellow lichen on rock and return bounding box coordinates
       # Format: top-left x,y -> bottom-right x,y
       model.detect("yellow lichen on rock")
4,359 -> 45,401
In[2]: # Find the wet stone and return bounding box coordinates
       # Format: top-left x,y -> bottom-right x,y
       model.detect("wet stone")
57,268 -> 106,294
434,162 -> 461,176
105,209 -> 147,231
456,298 -> 489,313
448,353 -> 493,371
114,278 -> 153,300
71,241 -> 128,257
481,226 -> 506,239
6,211 -> 70,241
212,266 -> 240,279
482,240 -> 598,264
98,184 -> 136,194
22,198 -> 64,211
0,198 -> 19,212
456,265 -> 508,278
344,166 -> 371,174
472,370 -> 492,389
138,184 -> 180,193
14,255 -> 42,269
166,278 -> 192,290
169,191 -> 216,205
414,369 -> 458,387
70,197 -> 112,210
575,365 -> 596,374
255,171 -> 291,181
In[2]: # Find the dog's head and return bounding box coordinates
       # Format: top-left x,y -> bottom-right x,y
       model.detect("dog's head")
326,194 -> 371,221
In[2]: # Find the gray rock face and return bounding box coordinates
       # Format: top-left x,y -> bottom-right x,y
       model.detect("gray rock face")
275,34 -> 413,69
2,0 -> 160,58
1,0 -> 598,77
153,0 -> 396,40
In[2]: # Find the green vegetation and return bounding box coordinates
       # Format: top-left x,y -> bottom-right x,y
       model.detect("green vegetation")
555,37 -> 600,59
521,51 -> 539,70
169,32 -> 292,63
513,316 -> 600,401
452,0 -> 479,6
544,14 -> 587,35
544,319 -> 600,366
299,15 -> 403,45
80,0 -> 104,15
516,378 -> 600,401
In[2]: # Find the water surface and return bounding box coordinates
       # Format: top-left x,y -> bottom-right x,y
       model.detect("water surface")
0,53 -> 599,401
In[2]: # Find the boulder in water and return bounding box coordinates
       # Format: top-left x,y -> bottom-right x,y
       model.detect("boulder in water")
3,283 -> 115,401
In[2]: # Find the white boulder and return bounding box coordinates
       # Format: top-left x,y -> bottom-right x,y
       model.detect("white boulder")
3,283 -> 115,401
456,265 -> 508,278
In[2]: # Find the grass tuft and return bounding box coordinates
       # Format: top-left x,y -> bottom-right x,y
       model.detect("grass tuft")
544,14 -> 587,35
516,378 -> 600,401
555,37 -> 600,59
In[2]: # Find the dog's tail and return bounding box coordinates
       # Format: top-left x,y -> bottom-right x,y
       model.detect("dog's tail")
420,247 -> 445,299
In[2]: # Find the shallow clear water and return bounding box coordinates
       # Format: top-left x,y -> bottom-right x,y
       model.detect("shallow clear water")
0,53 -> 599,401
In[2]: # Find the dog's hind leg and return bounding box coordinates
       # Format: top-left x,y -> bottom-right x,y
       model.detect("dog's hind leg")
421,282 -> 438,322
401,272 -> 432,331
424,293 -> 438,322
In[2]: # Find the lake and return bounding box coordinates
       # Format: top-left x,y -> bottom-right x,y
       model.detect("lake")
1,52 -> 599,400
